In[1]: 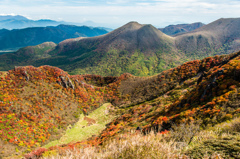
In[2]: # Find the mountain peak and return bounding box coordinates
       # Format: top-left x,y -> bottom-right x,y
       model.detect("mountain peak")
126,21 -> 141,25
120,21 -> 143,30
70,21 -> 175,55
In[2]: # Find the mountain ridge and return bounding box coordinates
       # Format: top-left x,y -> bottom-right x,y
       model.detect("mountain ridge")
1,18 -> 240,77
175,18 -> 240,57
0,15 -> 28,21
0,24 -> 108,51
159,22 -> 205,36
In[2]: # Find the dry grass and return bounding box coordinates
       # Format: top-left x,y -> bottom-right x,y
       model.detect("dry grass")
42,130 -> 225,159
41,120 -> 232,159
42,132 -> 183,159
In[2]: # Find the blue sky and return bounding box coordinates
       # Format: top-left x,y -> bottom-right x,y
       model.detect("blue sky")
0,0 -> 240,28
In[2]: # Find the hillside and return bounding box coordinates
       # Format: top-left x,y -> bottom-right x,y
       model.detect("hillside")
0,18 -> 240,77
0,24 -> 108,51
159,22 -> 205,36
175,18 -> 240,58
0,21 -> 183,76
83,50 -> 240,140
1,50 -> 240,158
45,50 -> 240,158
0,42 -> 57,71
0,65 -> 120,158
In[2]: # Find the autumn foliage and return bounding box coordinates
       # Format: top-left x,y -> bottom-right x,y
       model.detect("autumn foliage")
2,51 -> 240,158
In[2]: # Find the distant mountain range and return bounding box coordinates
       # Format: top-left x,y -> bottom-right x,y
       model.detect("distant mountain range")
0,18 -> 240,76
0,24 -> 108,51
0,15 -> 28,21
158,22 -> 205,36
0,15 -> 112,31
0,15 -> 63,29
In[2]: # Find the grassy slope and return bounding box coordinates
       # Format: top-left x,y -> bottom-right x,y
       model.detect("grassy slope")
38,51 -> 240,158
44,103 -> 115,148
67,49 -> 182,76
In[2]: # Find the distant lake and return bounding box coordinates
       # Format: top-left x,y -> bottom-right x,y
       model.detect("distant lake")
0,50 -> 16,55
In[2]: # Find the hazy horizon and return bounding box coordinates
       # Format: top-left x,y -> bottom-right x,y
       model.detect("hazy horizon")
0,0 -> 240,28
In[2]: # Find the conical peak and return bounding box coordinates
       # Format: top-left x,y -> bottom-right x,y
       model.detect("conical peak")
126,21 -> 141,25
121,21 -> 143,30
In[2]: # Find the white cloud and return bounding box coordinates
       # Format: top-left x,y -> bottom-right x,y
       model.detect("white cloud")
0,13 -> 16,16
0,0 -> 239,28
106,0 -> 131,5
136,2 -> 152,6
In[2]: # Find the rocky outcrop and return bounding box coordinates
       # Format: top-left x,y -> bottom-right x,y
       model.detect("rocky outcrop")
58,76 -> 75,89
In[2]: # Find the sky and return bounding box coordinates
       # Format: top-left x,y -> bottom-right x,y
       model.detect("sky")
0,0 -> 240,28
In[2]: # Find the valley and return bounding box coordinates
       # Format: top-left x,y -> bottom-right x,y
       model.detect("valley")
0,17 -> 240,159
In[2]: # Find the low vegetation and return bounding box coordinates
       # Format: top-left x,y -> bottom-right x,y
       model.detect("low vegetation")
39,118 -> 240,158
1,50 -> 240,158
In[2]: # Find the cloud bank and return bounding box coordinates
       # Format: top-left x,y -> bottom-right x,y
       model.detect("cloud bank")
0,0 -> 239,28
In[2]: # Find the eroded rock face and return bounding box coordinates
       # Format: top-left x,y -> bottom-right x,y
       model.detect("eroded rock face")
58,76 -> 75,89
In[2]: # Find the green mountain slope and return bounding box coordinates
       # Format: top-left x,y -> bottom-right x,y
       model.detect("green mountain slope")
0,24 -> 108,51
0,42 -> 57,71
0,22 -> 184,76
1,18 -> 240,77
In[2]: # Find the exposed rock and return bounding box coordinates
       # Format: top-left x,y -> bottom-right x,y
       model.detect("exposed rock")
59,76 -> 75,89
23,70 -> 29,81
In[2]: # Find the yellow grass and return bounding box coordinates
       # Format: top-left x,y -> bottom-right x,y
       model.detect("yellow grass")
43,103 -> 115,148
